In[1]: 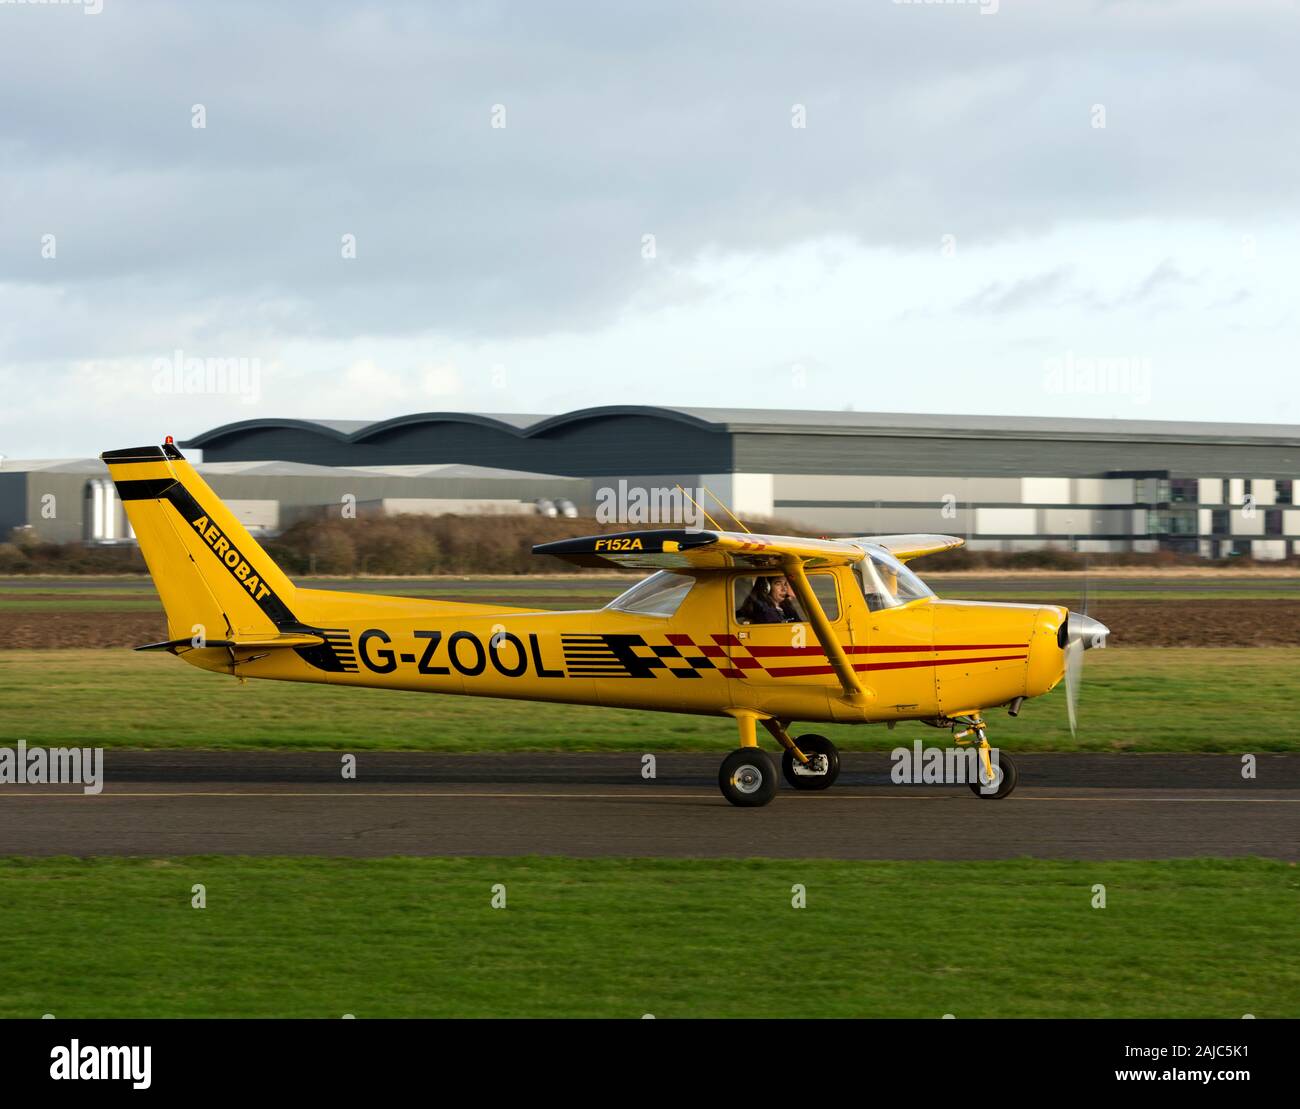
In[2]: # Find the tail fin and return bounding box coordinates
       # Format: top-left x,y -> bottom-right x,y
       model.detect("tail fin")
101,442 -> 304,643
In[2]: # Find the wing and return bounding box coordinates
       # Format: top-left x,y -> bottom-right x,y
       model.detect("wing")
532,529 -> 866,571
854,534 -> 965,562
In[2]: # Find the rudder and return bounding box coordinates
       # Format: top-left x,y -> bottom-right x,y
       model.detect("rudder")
101,442 -> 303,643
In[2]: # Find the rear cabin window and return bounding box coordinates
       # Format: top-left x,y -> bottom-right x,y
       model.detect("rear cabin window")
607,571 -> 695,617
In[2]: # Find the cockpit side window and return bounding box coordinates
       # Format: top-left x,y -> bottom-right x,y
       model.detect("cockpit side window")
735,574 -> 802,624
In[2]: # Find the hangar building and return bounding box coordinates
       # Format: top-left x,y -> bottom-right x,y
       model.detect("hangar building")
182,407 -> 1300,559
5,407 -> 1299,558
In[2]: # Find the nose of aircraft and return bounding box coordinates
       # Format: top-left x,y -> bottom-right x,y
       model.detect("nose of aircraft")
1027,609 -> 1113,713
1057,611 -> 1110,737
1065,612 -> 1109,651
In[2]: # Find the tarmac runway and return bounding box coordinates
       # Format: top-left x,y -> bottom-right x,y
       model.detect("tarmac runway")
1,752 -> 1296,860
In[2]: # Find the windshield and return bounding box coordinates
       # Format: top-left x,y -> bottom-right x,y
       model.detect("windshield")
607,571 -> 695,617
854,548 -> 934,611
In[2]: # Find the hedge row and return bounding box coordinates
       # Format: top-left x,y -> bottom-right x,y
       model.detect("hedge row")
2,515 -> 1289,575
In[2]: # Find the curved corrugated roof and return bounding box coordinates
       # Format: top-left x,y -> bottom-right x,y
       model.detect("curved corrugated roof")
183,407 -> 719,447
182,405 -> 1300,448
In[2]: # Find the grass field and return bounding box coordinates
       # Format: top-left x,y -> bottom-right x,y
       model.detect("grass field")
0,856 -> 1293,1018
0,647 -> 1295,752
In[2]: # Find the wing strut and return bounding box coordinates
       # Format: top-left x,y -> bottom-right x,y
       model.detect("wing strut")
782,557 -> 867,705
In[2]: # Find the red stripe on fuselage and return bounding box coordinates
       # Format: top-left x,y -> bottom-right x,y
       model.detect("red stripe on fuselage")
744,643 -> 1027,658
849,643 -> 1026,654
763,653 -> 1029,678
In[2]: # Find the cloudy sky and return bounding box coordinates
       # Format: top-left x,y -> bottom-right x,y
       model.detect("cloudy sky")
2,0 -> 1298,458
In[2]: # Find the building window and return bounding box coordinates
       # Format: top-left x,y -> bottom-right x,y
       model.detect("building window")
1265,508 -> 1284,536
1149,510 -> 1197,536
82,479 -> 119,542
1210,509 -> 1229,535
1170,477 -> 1198,503
1278,480 -> 1294,505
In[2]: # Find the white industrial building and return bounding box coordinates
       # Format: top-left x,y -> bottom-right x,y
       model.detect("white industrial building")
4,407 -> 1298,559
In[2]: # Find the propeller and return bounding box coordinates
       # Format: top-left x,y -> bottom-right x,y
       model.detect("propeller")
1063,611 -> 1109,737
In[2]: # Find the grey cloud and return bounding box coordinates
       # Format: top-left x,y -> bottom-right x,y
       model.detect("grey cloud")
957,266 -> 1074,315
1064,259 -> 1200,315
1,0 -> 1298,356
1128,258 -> 1198,304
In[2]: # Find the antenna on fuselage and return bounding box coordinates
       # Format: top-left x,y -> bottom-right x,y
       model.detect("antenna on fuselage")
675,484 -> 724,531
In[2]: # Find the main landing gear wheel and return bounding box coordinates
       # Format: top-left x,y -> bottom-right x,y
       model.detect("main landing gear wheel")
969,750 -> 1019,800
781,734 -> 840,791
719,747 -> 778,808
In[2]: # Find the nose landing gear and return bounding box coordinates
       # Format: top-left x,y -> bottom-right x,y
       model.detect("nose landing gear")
953,714 -> 1019,800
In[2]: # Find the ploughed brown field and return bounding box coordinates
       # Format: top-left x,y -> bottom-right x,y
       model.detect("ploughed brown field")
2,596 -> 1297,649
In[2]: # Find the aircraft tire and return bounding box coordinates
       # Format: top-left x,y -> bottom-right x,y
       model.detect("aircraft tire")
719,748 -> 778,807
781,734 -> 840,791
969,750 -> 1018,799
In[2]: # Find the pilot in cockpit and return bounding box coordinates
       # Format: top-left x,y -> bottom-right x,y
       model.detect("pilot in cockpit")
737,575 -> 801,624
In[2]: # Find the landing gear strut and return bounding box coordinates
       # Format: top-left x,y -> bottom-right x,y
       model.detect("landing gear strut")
717,714 -> 840,806
780,734 -> 840,791
953,714 -> 1019,800
762,717 -> 839,792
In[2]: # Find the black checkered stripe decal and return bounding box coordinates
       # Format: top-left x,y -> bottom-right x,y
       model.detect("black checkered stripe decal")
561,634 -> 720,679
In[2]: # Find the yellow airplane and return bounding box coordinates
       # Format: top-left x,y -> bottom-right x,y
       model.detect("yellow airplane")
102,441 -> 1108,807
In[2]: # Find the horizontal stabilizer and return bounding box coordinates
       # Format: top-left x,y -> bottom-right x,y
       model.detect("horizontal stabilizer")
134,632 -> 327,654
